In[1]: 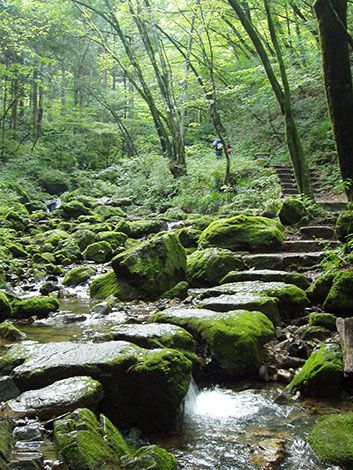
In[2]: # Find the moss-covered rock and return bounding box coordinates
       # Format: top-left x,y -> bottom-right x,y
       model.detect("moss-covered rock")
34,229 -> 70,248
60,201 -> 94,220
309,312 -> 337,331
278,197 -> 307,225
308,412 -> 353,467
129,219 -> 167,238
83,241 -> 112,263
11,296 -> 60,319
323,271 -> 353,316
3,210 -> 28,232
0,320 -> 25,341
0,292 -> 12,321
220,269 -> 309,290
189,215 -> 217,231
94,205 -> 126,220
72,229 -> 98,252
114,219 -> 132,236
121,445 -> 177,470
306,272 -> 336,305
5,242 -> 28,258
0,341 -> 192,431
111,232 -> 186,300
63,267 -> 96,287
187,248 -> 245,287
0,419 -> 12,469
198,215 -> 285,252
162,281 -> 189,300
335,210 -> 353,242
8,182 -> 30,204
97,231 -> 128,250
177,227 -> 202,248
89,270 -> 139,300
152,307 -> 274,377
32,252 -> 56,264
288,343 -> 343,397
37,172 -> 69,194
54,408 -> 130,470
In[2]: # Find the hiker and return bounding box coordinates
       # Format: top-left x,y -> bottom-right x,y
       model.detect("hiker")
213,139 -> 232,159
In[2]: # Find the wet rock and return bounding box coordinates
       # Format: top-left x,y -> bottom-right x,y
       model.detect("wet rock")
306,272 -> 335,305
0,376 -> 103,420
39,281 -> 59,296
11,296 -> 59,320
198,215 -> 285,251
121,444 -> 177,470
287,340 -> 308,359
0,341 -> 192,432
161,281 -> 189,300
71,229 -> 98,252
0,418 -> 12,469
276,369 -> 294,384
0,377 -> 20,402
90,270 -> 139,300
288,343 -> 344,397
128,219 -> 167,238
0,321 -> 25,341
152,307 -> 274,377
91,302 -> 111,315
335,210 -> 353,241
176,227 -> 201,248
54,408 -> 130,469
13,423 -> 42,442
279,197 -> 307,225
111,232 -> 186,301
97,231 -> 128,250
252,437 -> 287,469
308,412 -> 353,466
296,325 -> 333,341
62,266 -> 96,287
220,269 -> 309,290
186,248 -> 245,287
309,312 -> 337,331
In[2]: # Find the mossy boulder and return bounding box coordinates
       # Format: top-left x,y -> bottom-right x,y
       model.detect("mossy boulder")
0,341 -> 192,431
152,307 -> 275,377
0,419 -> 12,469
121,445 -> 177,470
97,231 -> 128,250
54,238 -> 82,264
187,248 -> 245,287
11,296 -> 60,319
335,210 -> 353,242
308,412 -> 353,467
37,172 -> 69,194
220,269 -> 309,290
177,227 -> 202,248
114,220 -> 132,236
3,210 -> 27,232
60,201 -> 94,220
198,215 -> 285,252
5,243 -> 28,258
129,219 -> 167,238
8,182 -> 30,204
0,292 -> 12,321
0,320 -> 25,341
162,281 -> 189,300
306,272 -> 336,305
94,205 -> 126,219
34,229 -> 70,248
83,241 -> 112,263
309,312 -> 337,331
278,197 -> 307,225
111,232 -> 186,300
63,267 -> 96,287
190,215 -> 216,230
89,270 -> 139,300
72,229 -> 98,251
288,343 -> 343,397
54,408 -> 130,470
323,271 -> 353,316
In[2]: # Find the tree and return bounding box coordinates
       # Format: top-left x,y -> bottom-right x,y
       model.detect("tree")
314,0 -> 353,202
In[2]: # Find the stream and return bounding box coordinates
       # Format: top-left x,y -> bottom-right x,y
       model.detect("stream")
5,288 -> 352,470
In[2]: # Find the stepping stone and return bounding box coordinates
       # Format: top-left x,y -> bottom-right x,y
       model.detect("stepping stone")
220,269 -> 309,289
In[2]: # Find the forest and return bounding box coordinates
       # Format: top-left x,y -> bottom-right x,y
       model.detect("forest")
2,1 -> 353,469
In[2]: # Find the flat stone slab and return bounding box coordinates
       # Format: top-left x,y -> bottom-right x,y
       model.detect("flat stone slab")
0,376 -> 104,420
243,252 -> 325,271
299,225 -> 335,240
220,269 -> 309,289
281,240 -> 339,252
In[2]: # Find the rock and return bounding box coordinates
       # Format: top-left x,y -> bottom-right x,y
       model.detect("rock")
39,281 -> 59,295
288,343 -> 344,397
0,419 -> 12,469
161,281 -> 189,300
335,210 -> 353,241
6,243 -> 28,258
94,205 -> 125,220
0,376 -> 103,420
220,269 -> 309,290
176,227 -> 201,248
62,267 -> 96,287
59,201 -> 93,220
0,321 -> 25,341
0,292 -> 12,321
33,229 -> 70,248
252,437 -> 286,469
97,231 -> 128,250
308,412 -> 353,467
197,215 -> 285,251
0,376 -> 20,401
279,197 -> 307,225
111,232 -> 186,300
152,307 -> 275,377
89,271 -> 139,300
0,341 -> 192,432
121,444 -> 177,470
309,312 -> 337,331
37,173 -> 69,195
91,302 -> 111,315
186,248 -> 245,287
287,340 -> 308,359
128,219 -> 167,238
83,241 -> 112,263
11,296 -> 59,320
54,408 -> 129,470
323,271 -> 353,316
71,229 -> 98,251
8,182 -> 30,204
306,271 -> 335,305
54,238 -> 81,264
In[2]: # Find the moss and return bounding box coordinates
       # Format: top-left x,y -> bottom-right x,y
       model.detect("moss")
162,281 -> 189,300
94,205 -> 126,219
89,270 -> 139,300
121,445 -> 177,470
0,419 -> 12,466
63,267 -> 96,287
97,231 -> 128,250
83,241 -> 112,263
32,252 -> 56,264
288,343 -> 343,397
278,197 -> 307,225
198,215 -> 285,251
0,320 -> 25,340
187,248 -> 245,287
308,412 -> 353,466
306,272 -> 336,305
177,227 -> 202,248
8,182 -> 30,204
114,220 -> 132,236
323,271 -> 353,315
34,229 -> 70,247
128,219 -> 167,238
5,243 -> 28,258
59,201 -> 94,220
72,229 -> 98,251
309,312 -> 337,330
11,296 -> 60,319
0,292 -> 12,321
335,210 -> 353,242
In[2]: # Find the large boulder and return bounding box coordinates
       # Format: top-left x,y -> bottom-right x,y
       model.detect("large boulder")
278,197 -> 307,225
288,343 -> 343,397
187,248 -> 245,287
323,271 -> 353,316
128,219 -> 167,238
152,307 -> 275,377
111,232 -> 186,300
0,341 -> 192,432
11,296 -> 60,319
198,215 -> 285,251
83,241 -> 112,263
335,210 -> 353,242
308,412 -> 353,467
89,271 -> 138,300
306,272 -> 336,305
1,376 -> 103,420
63,267 -> 96,287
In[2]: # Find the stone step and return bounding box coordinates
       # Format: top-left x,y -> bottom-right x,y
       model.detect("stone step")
281,240 -> 340,252
282,188 -> 299,195
299,225 -> 336,240
243,251 -> 328,271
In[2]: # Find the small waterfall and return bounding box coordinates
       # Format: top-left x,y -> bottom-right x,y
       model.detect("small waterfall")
184,376 -> 199,414
44,198 -> 62,213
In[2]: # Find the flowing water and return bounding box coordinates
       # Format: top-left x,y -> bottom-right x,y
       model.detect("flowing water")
5,292 -> 352,470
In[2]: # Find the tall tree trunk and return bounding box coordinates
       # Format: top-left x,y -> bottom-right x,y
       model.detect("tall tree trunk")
314,0 -> 353,201
32,69 -> 38,139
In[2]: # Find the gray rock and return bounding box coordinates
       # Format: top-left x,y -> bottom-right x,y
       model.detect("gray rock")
0,376 -> 20,401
